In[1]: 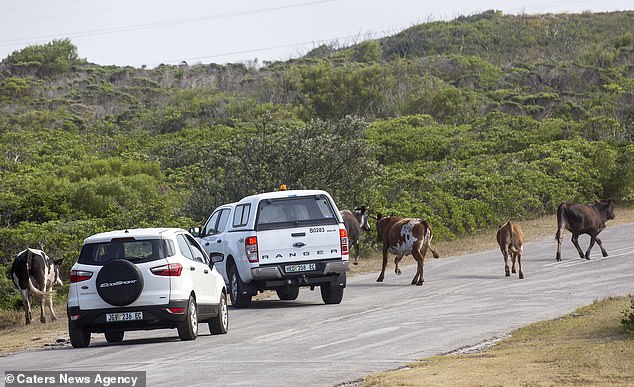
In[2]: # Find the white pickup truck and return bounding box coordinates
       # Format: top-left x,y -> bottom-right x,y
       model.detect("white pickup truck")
191,189 -> 349,308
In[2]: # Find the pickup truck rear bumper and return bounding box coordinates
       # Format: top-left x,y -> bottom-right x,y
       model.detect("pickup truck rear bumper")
249,260 -> 348,289
251,260 -> 348,280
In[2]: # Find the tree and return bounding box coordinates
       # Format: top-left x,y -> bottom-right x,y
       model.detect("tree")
3,39 -> 84,76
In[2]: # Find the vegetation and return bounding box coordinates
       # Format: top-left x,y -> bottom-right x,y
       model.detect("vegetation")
0,10 -> 633,310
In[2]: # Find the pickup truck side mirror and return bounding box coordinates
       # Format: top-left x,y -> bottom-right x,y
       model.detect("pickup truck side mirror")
189,227 -> 201,237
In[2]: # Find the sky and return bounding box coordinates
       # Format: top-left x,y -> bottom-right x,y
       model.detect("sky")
0,0 -> 632,68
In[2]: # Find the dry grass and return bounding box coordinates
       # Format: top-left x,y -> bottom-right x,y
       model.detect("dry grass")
0,305 -> 68,355
362,296 -> 634,387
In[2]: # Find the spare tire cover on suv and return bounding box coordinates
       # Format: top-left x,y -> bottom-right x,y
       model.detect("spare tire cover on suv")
96,259 -> 144,306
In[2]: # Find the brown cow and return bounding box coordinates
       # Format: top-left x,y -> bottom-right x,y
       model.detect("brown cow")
496,221 -> 524,279
555,199 -> 615,261
340,206 -> 371,265
376,214 -> 439,286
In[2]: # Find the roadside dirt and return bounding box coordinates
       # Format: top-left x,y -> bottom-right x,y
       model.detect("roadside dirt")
2,206 -> 633,356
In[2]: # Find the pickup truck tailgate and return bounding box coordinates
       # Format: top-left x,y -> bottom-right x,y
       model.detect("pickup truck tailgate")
257,225 -> 343,264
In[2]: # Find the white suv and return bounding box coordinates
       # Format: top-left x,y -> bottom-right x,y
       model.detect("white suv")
67,228 -> 228,348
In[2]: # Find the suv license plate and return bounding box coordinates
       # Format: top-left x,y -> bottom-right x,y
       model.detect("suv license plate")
106,312 -> 143,322
285,263 -> 316,273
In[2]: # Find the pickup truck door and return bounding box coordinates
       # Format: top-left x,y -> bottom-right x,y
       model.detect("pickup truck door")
198,207 -> 232,282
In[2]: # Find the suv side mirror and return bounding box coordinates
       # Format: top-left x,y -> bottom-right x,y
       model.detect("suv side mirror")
209,252 -> 224,264
189,227 -> 201,237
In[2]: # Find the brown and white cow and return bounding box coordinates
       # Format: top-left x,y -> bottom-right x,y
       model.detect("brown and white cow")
341,206 -> 371,265
375,214 -> 439,286
555,200 -> 615,261
11,248 -> 64,324
496,220 -> 524,279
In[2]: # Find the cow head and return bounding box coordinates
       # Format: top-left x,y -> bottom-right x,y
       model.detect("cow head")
599,199 -> 615,221
354,206 -> 371,232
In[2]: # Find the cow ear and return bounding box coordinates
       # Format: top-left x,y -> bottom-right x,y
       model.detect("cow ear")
54,258 -> 64,266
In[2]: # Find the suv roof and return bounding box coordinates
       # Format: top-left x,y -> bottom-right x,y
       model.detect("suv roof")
83,228 -> 185,244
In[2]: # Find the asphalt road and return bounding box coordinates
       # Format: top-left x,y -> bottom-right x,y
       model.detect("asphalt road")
1,222 -> 633,387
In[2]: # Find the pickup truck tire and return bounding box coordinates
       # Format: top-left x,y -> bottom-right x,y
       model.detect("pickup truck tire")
320,281 -> 345,304
228,265 -> 252,308
177,295 -> 198,341
276,286 -> 300,301
208,291 -> 229,335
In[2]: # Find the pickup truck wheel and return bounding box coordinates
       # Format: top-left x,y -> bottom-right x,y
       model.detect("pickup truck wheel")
69,324 -> 91,348
320,283 -> 344,304
177,295 -> 198,341
208,291 -> 228,334
276,286 -> 300,301
104,330 -> 124,343
229,266 -> 252,308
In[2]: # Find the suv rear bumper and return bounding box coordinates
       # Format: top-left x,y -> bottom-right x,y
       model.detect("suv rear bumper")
67,300 -> 198,333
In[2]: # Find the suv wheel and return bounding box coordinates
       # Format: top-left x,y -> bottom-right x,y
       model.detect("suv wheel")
104,330 -> 124,343
320,282 -> 344,305
208,291 -> 228,335
177,296 -> 198,341
69,324 -> 91,348
228,265 -> 252,308
276,286 -> 300,301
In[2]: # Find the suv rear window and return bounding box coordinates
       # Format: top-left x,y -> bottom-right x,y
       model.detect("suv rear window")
78,238 -> 173,265
256,195 -> 338,230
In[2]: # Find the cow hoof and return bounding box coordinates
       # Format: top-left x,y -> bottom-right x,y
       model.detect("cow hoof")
602,252 -> 608,257
40,317 -> 46,323
395,269 -> 401,275
353,262 -> 359,265
519,273 -> 524,279
505,272 -> 510,277
512,269 -> 516,273
376,278 -> 383,282
415,282 -> 423,286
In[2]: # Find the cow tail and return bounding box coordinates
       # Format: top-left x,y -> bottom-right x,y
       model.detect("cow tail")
555,203 -> 564,241
27,277 -> 52,299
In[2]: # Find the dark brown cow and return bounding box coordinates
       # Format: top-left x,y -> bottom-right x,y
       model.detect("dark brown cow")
496,220 -> 524,279
340,206 -> 371,265
555,200 -> 615,261
11,248 -> 63,324
376,214 -> 439,286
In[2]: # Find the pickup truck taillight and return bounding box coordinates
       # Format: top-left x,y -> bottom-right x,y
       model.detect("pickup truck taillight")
340,228 -> 349,256
245,236 -> 259,263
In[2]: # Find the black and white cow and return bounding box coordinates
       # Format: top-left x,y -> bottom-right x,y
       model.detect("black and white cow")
11,248 -> 63,324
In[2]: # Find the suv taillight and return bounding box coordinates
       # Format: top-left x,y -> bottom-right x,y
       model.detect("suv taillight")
69,270 -> 93,283
340,228 -> 349,256
245,236 -> 259,263
150,263 -> 183,276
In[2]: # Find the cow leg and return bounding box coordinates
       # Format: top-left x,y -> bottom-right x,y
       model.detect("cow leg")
517,247 -> 524,279
20,289 -> 32,325
46,288 -> 57,321
555,228 -> 564,261
571,234 -> 585,259
594,237 -> 608,257
39,293 -> 47,323
394,255 -> 403,275
376,248 -> 389,282
501,246 -> 510,277
411,249 -> 424,286
353,241 -> 360,265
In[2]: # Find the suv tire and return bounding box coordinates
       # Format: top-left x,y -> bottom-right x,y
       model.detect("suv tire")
177,295 -> 198,341
208,292 -> 228,335
104,330 -> 124,343
276,286 -> 300,301
69,325 -> 91,348
96,259 -> 144,306
228,265 -> 252,308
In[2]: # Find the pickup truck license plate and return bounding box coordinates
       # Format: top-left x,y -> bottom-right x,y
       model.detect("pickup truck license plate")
285,263 -> 316,273
106,312 -> 143,322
